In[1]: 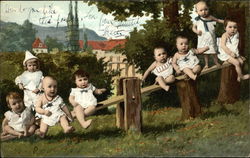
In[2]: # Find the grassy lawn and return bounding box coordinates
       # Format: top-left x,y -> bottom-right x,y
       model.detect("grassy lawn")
1,100 -> 249,157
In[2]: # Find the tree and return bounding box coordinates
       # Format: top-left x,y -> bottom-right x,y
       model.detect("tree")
20,20 -> 37,51
44,35 -> 65,52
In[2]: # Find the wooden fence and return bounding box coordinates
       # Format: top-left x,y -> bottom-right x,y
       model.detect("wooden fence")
96,62 -> 244,133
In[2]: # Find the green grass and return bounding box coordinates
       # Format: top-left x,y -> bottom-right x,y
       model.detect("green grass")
1,100 -> 249,157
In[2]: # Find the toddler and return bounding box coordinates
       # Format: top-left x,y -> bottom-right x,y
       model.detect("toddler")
69,69 -> 106,129
15,50 -> 44,109
35,76 -> 74,138
142,47 -> 175,91
192,1 -> 224,69
1,92 -> 36,139
217,18 -> 250,82
173,36 -> 209,80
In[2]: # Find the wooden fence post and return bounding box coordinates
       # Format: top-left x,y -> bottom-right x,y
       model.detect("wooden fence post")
116,77 -> 126,129
123,77 -> 142,132
176,80 -> 202,120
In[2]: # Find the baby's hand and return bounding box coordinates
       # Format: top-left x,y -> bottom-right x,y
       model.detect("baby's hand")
100,88 -> 106,94
197,30 -> 202,36
44,110 -> 52,116
32,88 -> 40,94
18,84 -> 24,90
230,52 -> 236,58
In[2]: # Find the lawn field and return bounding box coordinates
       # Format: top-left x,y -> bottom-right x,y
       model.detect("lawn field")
1,100 -> 249,157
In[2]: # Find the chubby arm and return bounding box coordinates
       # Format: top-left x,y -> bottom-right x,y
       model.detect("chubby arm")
94,88 -> 106,95
61,105 -> 73,121
209,15 -> 224,24
35,96 -> 52,116
172,54 -> 181,75
142,62 -> 156,82
192,24 -> 202,35
220,33 -> 235,57
194,46 -> 209,54
68,95 -> 80,107
2,118 -> 8,131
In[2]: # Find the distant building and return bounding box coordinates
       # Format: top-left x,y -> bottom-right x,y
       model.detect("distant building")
32,37 -> 48,54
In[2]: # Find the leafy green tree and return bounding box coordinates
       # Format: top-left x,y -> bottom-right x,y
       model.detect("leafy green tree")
44,35 -> 65,52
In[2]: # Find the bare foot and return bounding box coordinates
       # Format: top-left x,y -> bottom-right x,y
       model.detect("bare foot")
35,129 -> 45,138
241,74 -> 250,80
163,85 -> 170,92
237,77 -> 241,82
191,74 -> 197,80
64,126 -> 75,133
82,119 -> 92,129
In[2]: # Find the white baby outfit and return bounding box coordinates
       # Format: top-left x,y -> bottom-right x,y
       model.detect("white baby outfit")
70,84 -> 97,108
41,95 -> 66,126
152,58 -> 173,79
177,50 -> 199,71
4,107 -> 33,132
193,16 -> 217,54
15,71 -> 44,109
217,32 -> 239,61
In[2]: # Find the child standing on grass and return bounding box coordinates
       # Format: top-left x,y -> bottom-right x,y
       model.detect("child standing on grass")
15,50 -> 44,110
1,92 -> 36,139
69,69 -> 106,129
192,1 -> 224,69
35,76 -> 74,138
217,18 -> 250,82
173,36 -> 209,80
142,47 -> 175,91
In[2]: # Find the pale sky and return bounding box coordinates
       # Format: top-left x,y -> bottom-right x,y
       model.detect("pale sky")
0,1 -> 154,39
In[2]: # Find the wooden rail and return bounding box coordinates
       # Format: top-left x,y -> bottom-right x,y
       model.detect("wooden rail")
97,61 -> 236,110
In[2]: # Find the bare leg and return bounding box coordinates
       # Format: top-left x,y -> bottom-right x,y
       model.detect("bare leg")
71,110 -> 76,118
27,125 -> 37,136
212,54 -> 221,67
60,115 -> 74,133
84,105 -> 96,117
74,105 -> 92,129
39,121 -> 48,138
228,57 -> 246,82
183,68 -> 197,80
155,76 -> 170,91
204,54 -> 209,69
4,125 -> 23,138
165,75 -> 175,84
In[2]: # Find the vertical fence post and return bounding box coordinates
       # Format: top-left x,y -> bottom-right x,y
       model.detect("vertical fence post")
123,77 -> 142,132
116,77 -> 125,129
176,80 -> 202,120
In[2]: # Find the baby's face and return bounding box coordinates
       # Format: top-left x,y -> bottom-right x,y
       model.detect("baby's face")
176,38 -> 189,53
196,2 -> 209,18
8,98 -> 24,114
43,78 -> 57,97
225,21 -> 238,36
75,75 -> 89,88
154,48 -> 167,63
26,59 -> 38,72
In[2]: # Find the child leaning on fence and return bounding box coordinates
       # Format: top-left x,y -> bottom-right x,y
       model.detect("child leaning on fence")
217,17 -> 250,82
192,1 -> 224,69
1,92 -> 36,139
69,69 -> 106,129
172,35 -> 209,80
35,76 -> 74,138
15,50 -> 44,110
141,47 -> 175,91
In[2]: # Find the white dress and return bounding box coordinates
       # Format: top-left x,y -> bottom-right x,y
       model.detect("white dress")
152,58 -> 173,79
217,32 -> 239,61
15,70 -> 44,109
177,50 -> 199,71
5,107 -> 33,132
41,95 -> 66,126
194,16 -> 217,54
70,84 -> 97,108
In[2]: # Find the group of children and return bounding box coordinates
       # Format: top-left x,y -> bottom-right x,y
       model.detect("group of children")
1,1 -> 250,140
142,1 -> 249,91
2,51 -> 106,139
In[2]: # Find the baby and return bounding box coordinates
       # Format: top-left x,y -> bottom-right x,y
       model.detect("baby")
142,47 -> 175,91
35,76 -> 74,138
217,17 -> 250,82
69,69 -> 106,129
173,35 -> 209,80
1,92 -> 36,139
192,1 -> 224,69
15,50 -> 44,110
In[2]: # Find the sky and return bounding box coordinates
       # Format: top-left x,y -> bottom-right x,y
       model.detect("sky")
0,1 -> 155,39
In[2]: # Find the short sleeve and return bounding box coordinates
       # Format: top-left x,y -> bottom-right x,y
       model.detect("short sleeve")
90,84 -> 96,92
15,75 -> 22,85
193,20 -> 198,26
69,88 -> 76,96
58,96 -> 66,108
4,111 -> 12,120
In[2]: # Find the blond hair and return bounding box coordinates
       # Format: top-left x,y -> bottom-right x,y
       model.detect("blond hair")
6,92 -> 23,108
